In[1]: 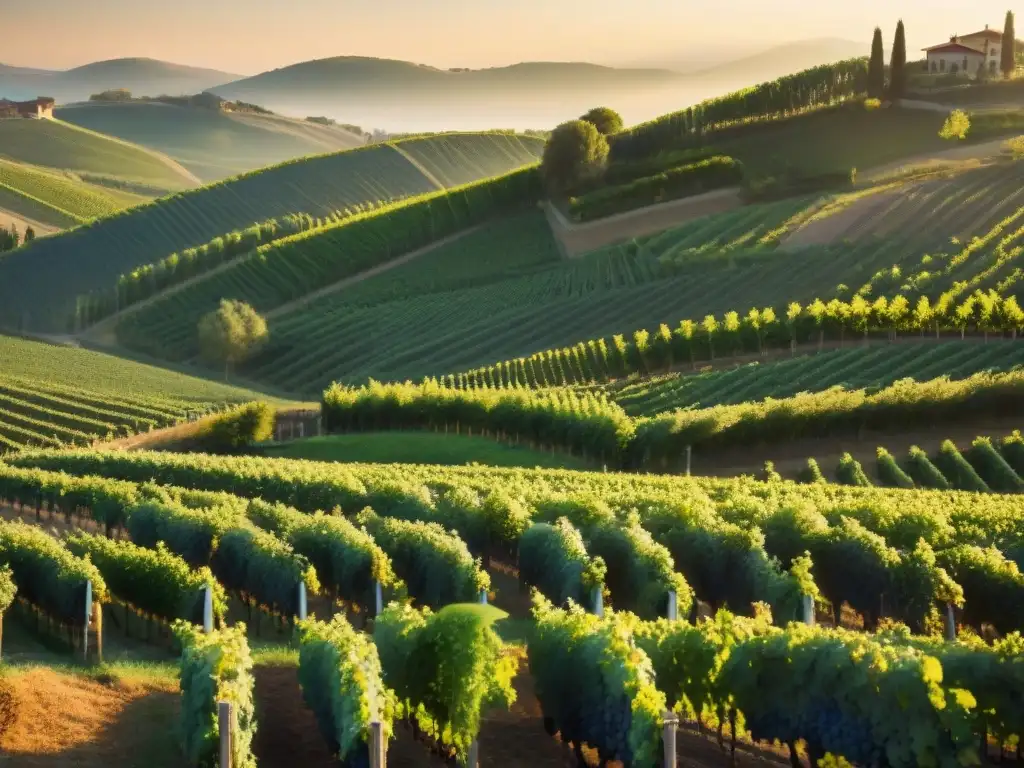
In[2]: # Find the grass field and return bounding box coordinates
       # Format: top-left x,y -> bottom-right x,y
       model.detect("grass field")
0,334 -> 276,454
262,431 -> 594,469
0,133 -> 543,334
57,101 -> 366,181
0,118 -> 197,191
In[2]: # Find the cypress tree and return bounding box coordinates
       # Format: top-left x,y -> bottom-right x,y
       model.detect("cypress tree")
1002,11 -> 1017,78
889,20 -> 907,99
868,27 -> 886,98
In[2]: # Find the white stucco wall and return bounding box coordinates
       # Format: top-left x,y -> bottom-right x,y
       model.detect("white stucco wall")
960,34 -> 1001,64
926,50 -> 985,76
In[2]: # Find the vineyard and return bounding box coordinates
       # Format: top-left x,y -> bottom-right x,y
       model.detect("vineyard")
0,117 -> 197,191
396,132 -> 546,186
0,133 -> 544,334
441,160 -> 1024,397
55,101 -> 367,181
0,159 -> 139,225
163,157 -> 1018,397
609,59 -> 871,161
607,339 -> 1024,415
112,168 -> 544,360
1,449 -> 1023,765
770,430 -> 1024,494
0,335 -> 272,455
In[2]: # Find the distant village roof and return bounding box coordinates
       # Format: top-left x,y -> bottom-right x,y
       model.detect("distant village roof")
922,42 -> 986,55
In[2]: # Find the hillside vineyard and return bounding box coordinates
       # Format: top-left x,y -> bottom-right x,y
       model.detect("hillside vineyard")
6,38 -> 1024,768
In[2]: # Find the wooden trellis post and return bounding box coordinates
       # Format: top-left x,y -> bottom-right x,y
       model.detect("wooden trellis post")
219,701 -> 233,768
369,721 -> 386,768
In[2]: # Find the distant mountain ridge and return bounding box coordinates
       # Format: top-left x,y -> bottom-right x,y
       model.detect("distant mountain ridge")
0,58 -> 240,103
208,56 -> 689,132
1,42 -> 869,131
212,56 -> 683,94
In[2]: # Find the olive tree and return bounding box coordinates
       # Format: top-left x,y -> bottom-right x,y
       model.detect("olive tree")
541,119 -> 609,191
198,299 -> 269,379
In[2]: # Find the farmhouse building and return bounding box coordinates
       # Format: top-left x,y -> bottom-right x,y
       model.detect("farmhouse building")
924,26 -> 1003,77
0,97 -> 56,119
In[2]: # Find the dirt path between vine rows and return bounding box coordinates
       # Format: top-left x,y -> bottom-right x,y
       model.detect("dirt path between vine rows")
0,667 -> 182,768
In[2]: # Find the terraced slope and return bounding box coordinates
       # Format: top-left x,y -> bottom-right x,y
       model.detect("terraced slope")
423,161 -> 1024,393
0,118 -> 197,191
57,101 -> 366,181
220,196 -> 863,393
113,170 -> 545,363
0,334 -> 274,455
0,158 -> 142,226
396,133 -> 548,186
606,340 -> 1024,416
0,133 -> 543,334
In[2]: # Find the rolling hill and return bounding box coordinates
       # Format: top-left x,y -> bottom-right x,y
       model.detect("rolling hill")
0,158 -> 146,229
0,132 -> 544,333
210,57 -> 688,131
0,118 -> 199,192
0,57 -> 239,104
55,101 -> 366,181
0,334 -> 277,455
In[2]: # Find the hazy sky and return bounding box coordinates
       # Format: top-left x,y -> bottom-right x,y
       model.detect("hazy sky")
3,0 -> 1018,73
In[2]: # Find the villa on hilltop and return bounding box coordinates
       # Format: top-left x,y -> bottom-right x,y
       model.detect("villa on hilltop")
0,97 -> 56,119
923,25 -> 1003,76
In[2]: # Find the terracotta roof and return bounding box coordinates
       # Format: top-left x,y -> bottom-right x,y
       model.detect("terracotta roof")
923,42 -> 986,55
961,28 -> 1003,40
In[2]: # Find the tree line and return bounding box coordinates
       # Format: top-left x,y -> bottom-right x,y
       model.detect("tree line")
0,223 -> 35,254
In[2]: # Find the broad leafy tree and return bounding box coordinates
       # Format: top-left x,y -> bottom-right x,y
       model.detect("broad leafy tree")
198,299 -> 269,379
579,107 -> 624,136
541,120 -> 609,191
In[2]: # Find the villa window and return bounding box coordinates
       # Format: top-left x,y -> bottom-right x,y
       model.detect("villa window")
940,59 -> 946,72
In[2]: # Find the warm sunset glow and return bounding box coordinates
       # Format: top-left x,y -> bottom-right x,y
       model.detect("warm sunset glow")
4,0 -> 1021,72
